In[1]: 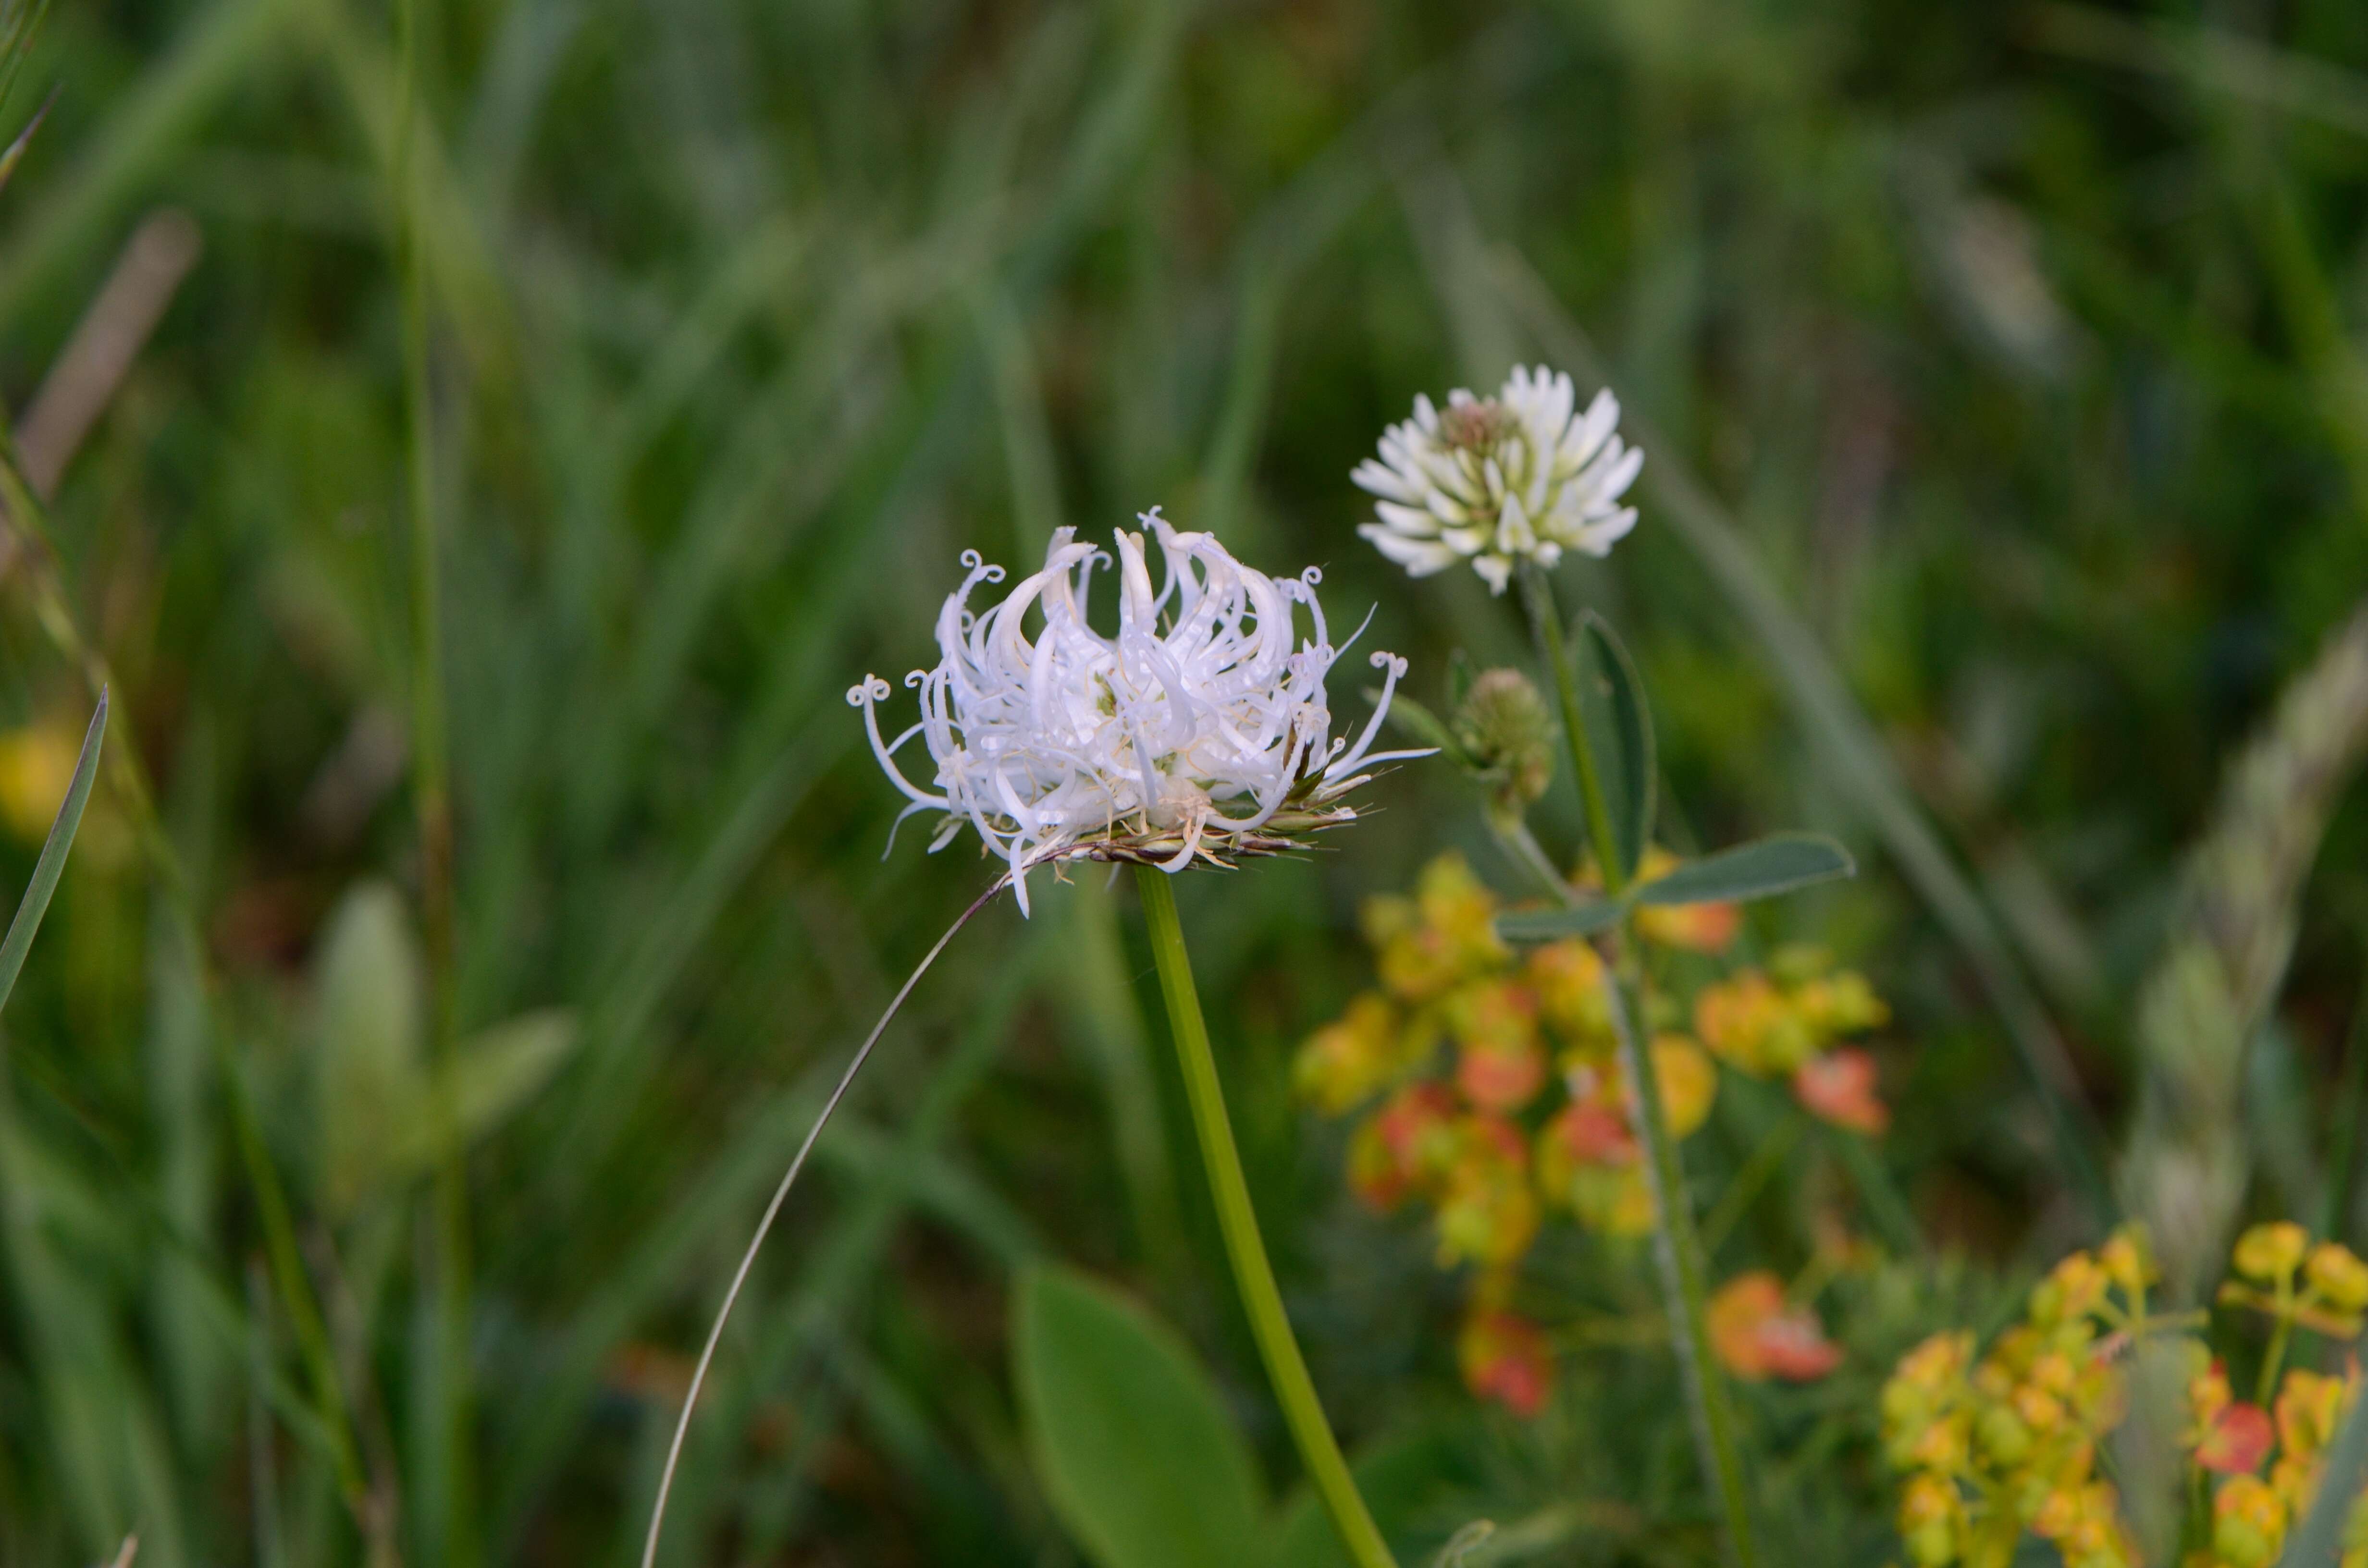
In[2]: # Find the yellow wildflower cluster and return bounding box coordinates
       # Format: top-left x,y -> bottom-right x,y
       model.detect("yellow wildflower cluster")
2179,1223 -> 2368,1568
1883,1224 -> 2368,1568
1295,852 -> 1767,1415
1693,943 -> 1892,1134
1882,1229 -> 2155,1568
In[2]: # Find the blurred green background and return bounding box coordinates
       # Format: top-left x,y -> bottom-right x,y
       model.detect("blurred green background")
4,0 -> 2368,1562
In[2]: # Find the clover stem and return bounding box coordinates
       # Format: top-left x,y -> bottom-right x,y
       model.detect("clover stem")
1135,868 -> 1397,1568
1518,560 -> 1627,898
1518,560 -> 1759,1568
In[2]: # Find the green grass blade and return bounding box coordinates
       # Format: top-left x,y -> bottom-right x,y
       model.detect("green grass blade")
0,687 -> 105,1016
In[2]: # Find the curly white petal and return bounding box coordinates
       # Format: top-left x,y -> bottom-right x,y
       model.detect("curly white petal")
855,512 -> 1423,910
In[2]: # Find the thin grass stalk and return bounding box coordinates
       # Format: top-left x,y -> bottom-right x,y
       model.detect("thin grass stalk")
1517,561 -> 1757,1568
389,0 -> 471,1558
2320,955 -> 2368,1246
1133,867 -> 1397,1568
639,873 -> 1009,1568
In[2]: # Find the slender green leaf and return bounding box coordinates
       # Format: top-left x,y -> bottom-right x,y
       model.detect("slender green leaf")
1376,688 -> 1469,765
1631,833 -> 1855,908
1015,1264 -> 1265,1568
0,688 -> 106,1016
1494,896 -> 1624,943
1576,612 -> 1652,882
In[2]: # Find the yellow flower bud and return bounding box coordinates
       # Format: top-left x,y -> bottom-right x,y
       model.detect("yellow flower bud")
1899,1474 -> 1961,1567
2308,1242 -> 2368,1316
2213,1474 -> 2288,1568
2233,1222 -> 2310,1284
1651,1034 -> 1718,1138
2098,1226 -> 2155,1297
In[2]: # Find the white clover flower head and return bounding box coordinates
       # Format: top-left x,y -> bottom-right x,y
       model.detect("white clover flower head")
849,509 -> 1430,914
1354,365 -> 1643,595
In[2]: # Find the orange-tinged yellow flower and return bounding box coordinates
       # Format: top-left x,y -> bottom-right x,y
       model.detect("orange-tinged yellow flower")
1622,849 -> 1742,953
2275,1368 -> 2344,1463
1793,1046 -> 1889,1135
2308,1242 -> 2368,1316
1792,969 -> 1889,1035
2213,1473 -> 2287,1568
1567,1162 -> 1655,1237
1707,1271 -> 1843,1382
1524,938 -> 1610,1047
1446,980 -> 1545,1113
2194,1400 -> 2273,1475
1367,854 -> 1508,1001
1651,1034 -> 1718,1137
2233,1222 -> 2310,1285
1434,1115 -> 1538,1268
2099,1227 -> 2155,1298
1538,1099 -> 1637,1172
1457,1306 -> 1553,1417
1346,1083 -> 1458,1211
2032,1253 -> 2110,1326
2191,1357 -> 2234,1433
1899,1473 -> 1962,1567
1293,993 -> 1405,1114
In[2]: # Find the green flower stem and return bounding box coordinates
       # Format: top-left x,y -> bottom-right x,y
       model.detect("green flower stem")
1135,868 -> 1397,1568
1600,946 -> 1759,1568
1518,560 -> 1760,1568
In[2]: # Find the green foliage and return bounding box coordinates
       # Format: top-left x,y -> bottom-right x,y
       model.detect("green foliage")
311,880 -> 578,1216
3,0 -> 2368,1563
1574,612 -> 1653,883
1014,1264 -> 1265,1568
1630,833 -> 1857,909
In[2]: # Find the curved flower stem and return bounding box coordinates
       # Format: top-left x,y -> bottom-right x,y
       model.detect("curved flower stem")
1134,868 -> 1397,1568
640,873 -> 1010,1568
1517,560 -> 1759,1568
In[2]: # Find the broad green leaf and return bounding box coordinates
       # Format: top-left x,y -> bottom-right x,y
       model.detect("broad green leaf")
387,1009 -> 579,1173
312,881 -> 425,1216
1630,833 -> 1854,907
1015,1264 -> 1265,1568
1494,896 -> 1623,944
1575,612 -> 1653,882
0,689 -> 105,1016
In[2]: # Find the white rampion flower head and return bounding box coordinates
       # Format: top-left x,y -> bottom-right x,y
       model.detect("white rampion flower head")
849,509 -> 1430,914
1354,365 -> 1643,595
